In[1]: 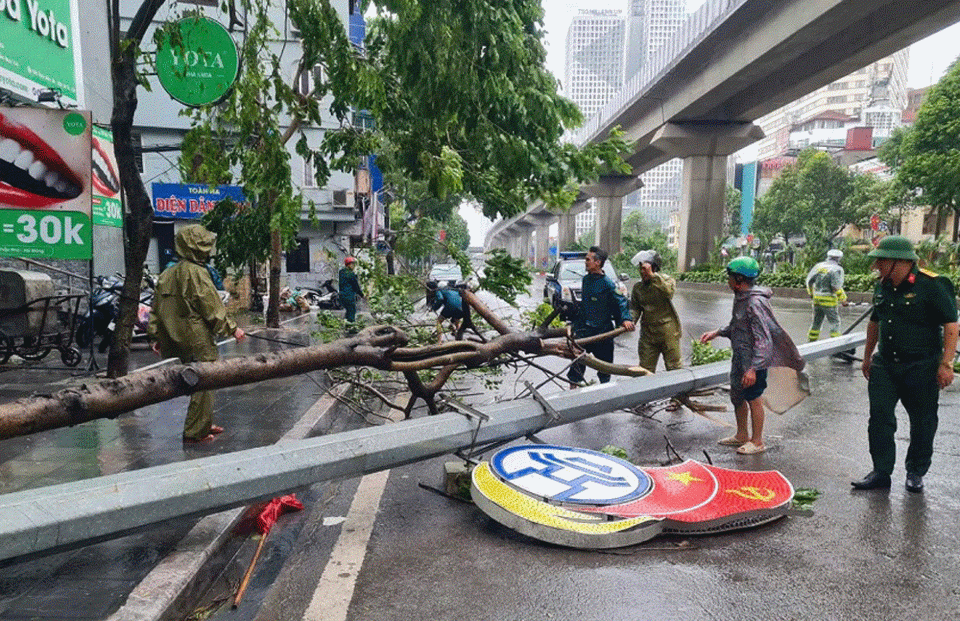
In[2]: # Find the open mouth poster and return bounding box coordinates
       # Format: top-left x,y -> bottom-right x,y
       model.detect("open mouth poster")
0,107 -> 92,259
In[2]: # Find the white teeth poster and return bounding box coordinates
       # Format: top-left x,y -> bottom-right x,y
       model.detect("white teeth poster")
0,106 -> 91,259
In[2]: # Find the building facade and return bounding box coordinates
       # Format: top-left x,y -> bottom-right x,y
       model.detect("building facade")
755,50 -> 910,161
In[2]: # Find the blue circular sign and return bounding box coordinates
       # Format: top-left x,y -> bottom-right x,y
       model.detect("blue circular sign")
489,445 -> 653,506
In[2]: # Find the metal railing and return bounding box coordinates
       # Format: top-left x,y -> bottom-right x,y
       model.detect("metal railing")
0,334 -> 864,563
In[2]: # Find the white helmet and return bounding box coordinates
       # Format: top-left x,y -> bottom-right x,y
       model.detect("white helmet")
826,249 -> 843,261
631,249 -> 661,270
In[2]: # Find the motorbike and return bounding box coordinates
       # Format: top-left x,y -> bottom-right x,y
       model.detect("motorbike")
77,270 -> 154,353
300,279 -> 341,310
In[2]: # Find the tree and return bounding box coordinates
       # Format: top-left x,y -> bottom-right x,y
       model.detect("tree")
106,0 -> 167,377
752,149 -> 859,248
360,0 -> 630,221
896,61 -> 960,240
725,186 -> 742,239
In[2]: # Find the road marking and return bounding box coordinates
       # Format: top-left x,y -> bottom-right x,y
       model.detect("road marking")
302,469 -> 390,621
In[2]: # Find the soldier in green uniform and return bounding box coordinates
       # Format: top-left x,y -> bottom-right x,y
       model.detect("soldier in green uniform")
629,250 -> 682,372
339,256 -> 363,327
567,246 -> 635,387
852,236 -> 958,493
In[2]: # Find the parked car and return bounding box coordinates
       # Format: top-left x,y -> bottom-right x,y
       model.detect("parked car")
428,263 -> 463,287
543,251 -> 629,307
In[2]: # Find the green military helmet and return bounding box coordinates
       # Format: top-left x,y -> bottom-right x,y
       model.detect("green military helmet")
726,256 -> 760,278
867,235 -> 918,261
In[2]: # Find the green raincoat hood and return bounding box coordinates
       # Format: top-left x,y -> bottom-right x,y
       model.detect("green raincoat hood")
175,225 -> 216,264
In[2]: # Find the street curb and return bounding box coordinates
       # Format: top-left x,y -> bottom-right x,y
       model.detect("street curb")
107,382 -> 350,621
676,280 -> 875,304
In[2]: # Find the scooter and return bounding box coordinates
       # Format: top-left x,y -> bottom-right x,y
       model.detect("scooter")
77,272 -> 154,353
301,279 -> 341,310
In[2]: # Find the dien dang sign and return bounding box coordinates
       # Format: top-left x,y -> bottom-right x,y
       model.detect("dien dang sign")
151,183 -> 247,220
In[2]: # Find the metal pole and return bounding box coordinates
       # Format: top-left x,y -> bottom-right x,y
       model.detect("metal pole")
0,334 -> 864,563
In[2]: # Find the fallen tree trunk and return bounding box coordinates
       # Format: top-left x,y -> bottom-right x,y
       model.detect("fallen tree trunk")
0,326 -> 407,441
0,288 -> 649,440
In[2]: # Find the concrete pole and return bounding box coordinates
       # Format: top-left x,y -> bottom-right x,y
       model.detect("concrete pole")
678,154 -> 727,271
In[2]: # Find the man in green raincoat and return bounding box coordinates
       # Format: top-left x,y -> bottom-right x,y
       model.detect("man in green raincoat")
149,225 -> 245,443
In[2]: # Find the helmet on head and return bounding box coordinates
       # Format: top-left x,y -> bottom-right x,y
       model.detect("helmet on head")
867,236 -> 918,261
726,256 -> 760,278
631,249 -> 662,271
826,249 -> 843,261
426,279 -> 439,290
344,256 -> 356,266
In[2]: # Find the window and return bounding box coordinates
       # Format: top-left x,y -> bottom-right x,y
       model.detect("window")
286,238 -> 310,273
298,64 -> 325,97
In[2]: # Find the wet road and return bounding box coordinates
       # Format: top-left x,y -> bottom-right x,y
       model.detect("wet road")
236,281 -> 960,621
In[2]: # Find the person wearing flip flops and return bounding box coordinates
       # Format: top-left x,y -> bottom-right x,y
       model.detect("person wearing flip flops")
150,225 -> 246,443
700,256 -> 806,455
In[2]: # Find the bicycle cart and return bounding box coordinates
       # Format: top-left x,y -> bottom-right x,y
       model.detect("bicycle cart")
0,271 -> 84,367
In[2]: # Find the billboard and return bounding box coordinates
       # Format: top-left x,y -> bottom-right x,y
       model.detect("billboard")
0,0 -> 83,107
0,107 -> 91,259
91,125 -> 121,227
151,182 -> 247,220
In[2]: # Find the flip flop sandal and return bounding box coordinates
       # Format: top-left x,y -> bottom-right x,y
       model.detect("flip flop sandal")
717,435 -> 747,446
209,425 -> 225,434
736,441 -> 767,455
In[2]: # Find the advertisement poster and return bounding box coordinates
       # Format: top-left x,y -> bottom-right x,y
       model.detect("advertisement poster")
0,0 -> 82,107
91,125 -> 122,227
0,107 -> 92,259
152,182 -> 247,220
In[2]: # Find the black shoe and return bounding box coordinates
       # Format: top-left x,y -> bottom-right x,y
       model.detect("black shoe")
851,471 -> 892,490
905,473 -> 924,493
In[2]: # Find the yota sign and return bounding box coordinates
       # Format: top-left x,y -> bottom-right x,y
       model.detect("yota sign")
0,107 -> 91,259
0,0 -> 82,106
155,16 -> 240,107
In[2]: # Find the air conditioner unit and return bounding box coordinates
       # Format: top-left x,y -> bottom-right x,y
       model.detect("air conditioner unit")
333,190 -> 348,206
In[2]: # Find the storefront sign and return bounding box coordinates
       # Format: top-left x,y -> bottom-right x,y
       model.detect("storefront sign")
155,16 -> 239,107
151,182 -> 246,220
0,0 -> 82,106
91,125 -> 122,227
0,107 -> 91,258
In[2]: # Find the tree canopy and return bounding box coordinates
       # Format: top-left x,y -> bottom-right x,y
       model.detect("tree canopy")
891,61 -> 960,240
751,149 -> 869,248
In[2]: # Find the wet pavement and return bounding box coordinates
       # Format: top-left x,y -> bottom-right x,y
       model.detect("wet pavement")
0,313 -> 328,620
234,282 -> 960,621
2,281 -> 959,621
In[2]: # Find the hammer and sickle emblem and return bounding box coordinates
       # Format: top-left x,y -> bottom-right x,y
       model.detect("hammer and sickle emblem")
725,486 -> 776,502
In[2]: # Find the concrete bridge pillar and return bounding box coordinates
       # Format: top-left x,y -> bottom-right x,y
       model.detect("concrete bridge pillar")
519,227 -> 533,264
651,122 -> 764,271
534,224 -> 550,271
557,212 -> 577,252
581,176 -> 643,256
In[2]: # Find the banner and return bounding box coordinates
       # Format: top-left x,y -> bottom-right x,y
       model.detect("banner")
151,182 -> 247,220
0,0 -> 82,107
0,107 -> 91,259
91,125 -> 121,227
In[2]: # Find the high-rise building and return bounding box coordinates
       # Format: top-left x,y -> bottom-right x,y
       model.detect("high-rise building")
628,0 -> 687,234
564,10 -> 626,120
563,9 -> 626,240
755,50 -> 910,160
